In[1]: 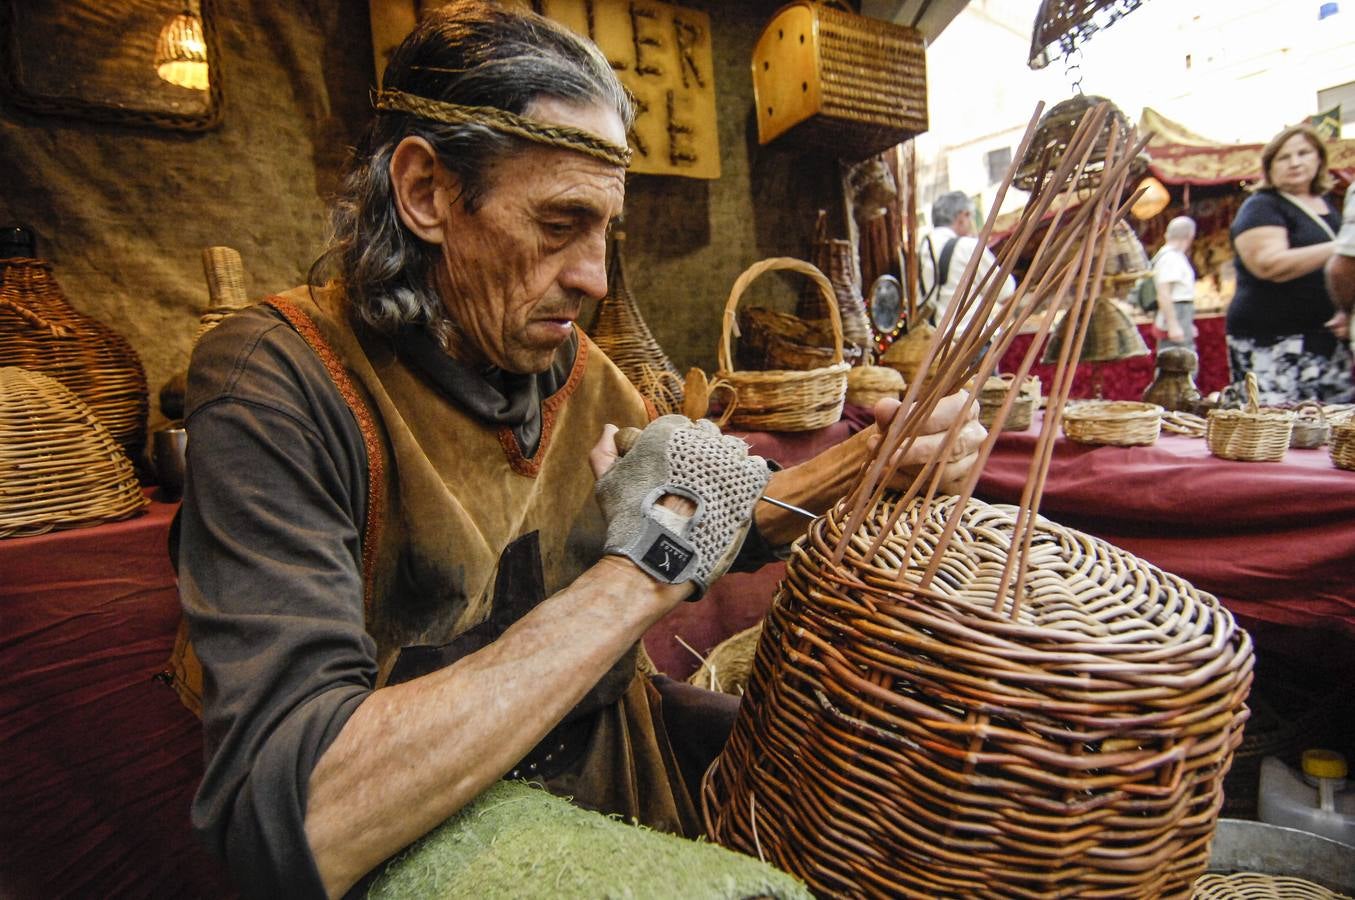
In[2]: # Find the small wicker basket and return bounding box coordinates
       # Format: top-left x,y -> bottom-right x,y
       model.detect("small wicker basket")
1206,373 -> 1294,462
717,258 -> 850,432
587,232 -> 682,408
0,367 -> 148,538
1062,399 -> 1162,446
978,373 -> 1040,432
846,364 -> 904,408
1289,401 -> 1330,449
1330,414 -> 1355,471
687,623 -> 763,696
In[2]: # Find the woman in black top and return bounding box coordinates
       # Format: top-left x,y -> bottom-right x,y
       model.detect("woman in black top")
1227,124 -> 1351,404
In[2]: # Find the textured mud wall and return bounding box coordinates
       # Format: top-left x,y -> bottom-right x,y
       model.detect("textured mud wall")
0,1 -> 841,432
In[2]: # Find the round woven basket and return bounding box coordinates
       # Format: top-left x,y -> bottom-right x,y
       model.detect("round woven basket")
846,364 -> 904,408
716,258 -> 850,432
1192,872 -> 1348,900
1288,401 -> 1330,449
1013,94 -> 1148,195
878,319 -> 940,389
1206,374 -> 1293,462
978,373 -> 1040,432
0,367 -> 148,538
1063,399 -> 1163,445
687,623 -> 763,696
1330,415 -> 1355,471
0,257 -> 149,453
703,493 -> 1253,899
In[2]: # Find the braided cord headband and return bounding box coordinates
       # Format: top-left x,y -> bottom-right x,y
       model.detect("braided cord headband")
376,88 -> 632,168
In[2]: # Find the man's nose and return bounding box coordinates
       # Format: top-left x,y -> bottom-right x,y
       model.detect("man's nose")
558,232 -> 609,300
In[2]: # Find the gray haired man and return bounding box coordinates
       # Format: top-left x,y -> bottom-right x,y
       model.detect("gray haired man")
918,190 -> 1015,330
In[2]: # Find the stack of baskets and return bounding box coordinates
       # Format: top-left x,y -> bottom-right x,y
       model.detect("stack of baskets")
978,373 -> 1040,431
703,493 -> 1253,898
0,256 -> 148,454
1062,398 -> 1163,445
717,258 -> 850,432
0,367 -> 148,537
1206,374 -> 1294,462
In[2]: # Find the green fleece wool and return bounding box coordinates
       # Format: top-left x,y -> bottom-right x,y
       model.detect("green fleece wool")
366,781 -> 811,900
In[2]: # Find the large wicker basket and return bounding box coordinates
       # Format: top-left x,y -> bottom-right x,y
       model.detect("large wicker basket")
1206,374 -> 1294,462
1063,398 -> 1162,445
0,367 -> 148,538
751,1 -> 928,160
704,493 -> 1253,899
0,257 -> 149,454
717,258 -> 850,432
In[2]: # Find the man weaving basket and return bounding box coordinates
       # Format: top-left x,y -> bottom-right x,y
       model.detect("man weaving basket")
173,3 -> 984,896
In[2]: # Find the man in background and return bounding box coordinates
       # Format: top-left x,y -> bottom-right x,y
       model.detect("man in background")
1153,215 -> 1198,353
918,191 -> 1015,331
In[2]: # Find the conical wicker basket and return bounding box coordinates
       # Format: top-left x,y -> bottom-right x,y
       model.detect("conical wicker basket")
0,367 -> 148,538
587,233 -> 683,410
717,258 -> 850,432
0,257 -> 148,453
704,493 -> 1253,899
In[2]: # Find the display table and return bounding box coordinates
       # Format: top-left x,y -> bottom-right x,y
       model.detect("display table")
0,493 -> 234,899
975,412 -> 1355,663
998,314 -> 1230,401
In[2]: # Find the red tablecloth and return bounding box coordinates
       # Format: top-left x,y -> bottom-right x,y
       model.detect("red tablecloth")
0,494 -> 234,899
975,413 -> 1355,663
999,314 -> 1230,401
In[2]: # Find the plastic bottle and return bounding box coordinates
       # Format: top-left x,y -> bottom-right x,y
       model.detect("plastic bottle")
1257,749 -> 1355,847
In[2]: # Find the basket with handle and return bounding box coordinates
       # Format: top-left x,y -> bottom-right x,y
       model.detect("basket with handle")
978,372 -> 1040,431
1330,413 -> 1355,471
717,258 -> 850,432
1288,400 -> 1330,449
1206,373 -> 1294,462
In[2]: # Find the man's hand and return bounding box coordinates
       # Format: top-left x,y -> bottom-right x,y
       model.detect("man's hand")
867,393 -> 987,494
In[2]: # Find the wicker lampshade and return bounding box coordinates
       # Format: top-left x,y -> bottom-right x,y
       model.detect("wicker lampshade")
155,9 -> 209,91
1044,293 -> 1149,364
1013,94 -> 1147,194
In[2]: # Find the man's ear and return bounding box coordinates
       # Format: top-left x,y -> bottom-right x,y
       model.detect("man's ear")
390,135 -> 454,245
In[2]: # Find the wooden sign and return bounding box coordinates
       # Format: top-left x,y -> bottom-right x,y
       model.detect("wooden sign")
370,0 -> 720,179
539,1 -> 720,179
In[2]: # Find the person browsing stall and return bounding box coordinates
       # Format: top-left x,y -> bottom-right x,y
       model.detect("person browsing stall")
918,190 -> 1016,330
1152,215 -> 1198,353
1226,124 -> 1352,404
173,4 -> 986,897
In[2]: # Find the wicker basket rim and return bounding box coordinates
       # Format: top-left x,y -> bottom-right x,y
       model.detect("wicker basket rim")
1063,400 -> 1162,420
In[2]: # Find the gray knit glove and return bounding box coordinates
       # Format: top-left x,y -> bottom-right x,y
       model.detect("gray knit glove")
595,416 -> 773,600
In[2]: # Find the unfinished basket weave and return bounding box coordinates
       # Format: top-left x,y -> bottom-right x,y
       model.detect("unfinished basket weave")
0,367 -> 148,538
1062,399 -> 1162,445
717,258 -> 850,432
687,623 -> 763,696
0,257 -> 149,453
1206,374 -> 1293,462
704,493 -> 1253,899
1330,414 -> 1355,471
586,232 -> 683,408
1192,872 -> 1350,900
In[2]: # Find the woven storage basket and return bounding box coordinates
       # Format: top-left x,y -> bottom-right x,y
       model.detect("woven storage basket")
0,257 -> 148,453
736,306 -> 862,372
704,493 -> 1253,899
1330,415 -> 1355,471
978,373 -> 1040,431
586,232 -> 683,408
1192,872 -> 1349,900
1288,401 -> 1330,449
1063,398 -> 1162,445
687,623 -> 763,696
717,258 -> 849,432
797,233 -> 872,351
0,367 -> 148,538
846,364 -> 904,408
1206,374 -> 1293,463
751,1 -> 928,160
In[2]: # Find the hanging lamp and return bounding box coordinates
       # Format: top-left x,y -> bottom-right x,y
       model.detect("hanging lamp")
155,6 -> 209,91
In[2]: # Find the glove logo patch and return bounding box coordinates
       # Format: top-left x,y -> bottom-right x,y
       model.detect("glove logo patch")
641,534 -> 694,579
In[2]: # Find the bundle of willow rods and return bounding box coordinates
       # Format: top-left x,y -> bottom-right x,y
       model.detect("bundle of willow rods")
703,103 -> 1254,898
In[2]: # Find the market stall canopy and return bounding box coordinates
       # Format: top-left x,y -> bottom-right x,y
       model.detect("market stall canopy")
1141,107 -> 1355,186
